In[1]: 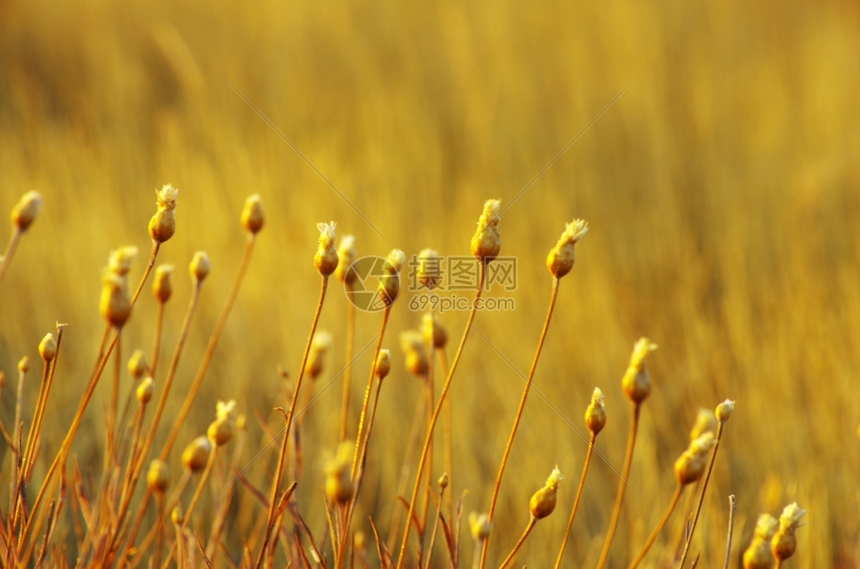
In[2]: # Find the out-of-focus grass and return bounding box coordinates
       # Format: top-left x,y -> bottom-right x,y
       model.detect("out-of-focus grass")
1,0 -> 859,566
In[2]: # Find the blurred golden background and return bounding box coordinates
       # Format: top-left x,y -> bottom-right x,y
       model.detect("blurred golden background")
1,0 -> 859,566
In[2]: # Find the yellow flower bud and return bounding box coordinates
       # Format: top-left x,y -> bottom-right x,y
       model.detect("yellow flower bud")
189,251 -> 210,283
11,191 -> 42,231
771,503 -> 805,563
422,312 -> 448,349
470,199 -> 502,262
39,333 -> 57,362
375,349 -> 391,380
400,330 -> 428,377
621,338 -> 657,403
127,349 -> 147,380
584,387 -> 606,435
314,222 -> 339,276
181,436 -> 211,472
108,246 -> 138,276
378,249 -> 405,305
690,408 -> 717,441
529,467 -> 562,520
241,194 -> 265,234
136,377 -> 154,404
417,248 -> 442,290
146,459 -> 170,493
546,219 -> 588,278
152,264 -> 174,303
306,331 -> 333,380
208,416 -> 236,446
674,432 -> 716,485
716,399 -> 735,422
469,512 -> 491,541
148,185 -> 178,243
324,442 -> 355,504
100,274 -> 131,328
335,235 -> 356,285
742,514 -> 778,569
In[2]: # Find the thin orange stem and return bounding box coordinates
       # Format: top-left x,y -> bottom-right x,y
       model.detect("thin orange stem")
0,227 -> 22,288
628,484 -> 684,569
498,518 -> 536,569
254,275 -> 329,569
480,276 -> 559,569
553,433 -> 597,569
351,306 -> 390,479
595,403 -> 642,569
150,301 -> 165,378
395,264 -> 485,569
340,291 -> 356,441
677,421 -> 726,568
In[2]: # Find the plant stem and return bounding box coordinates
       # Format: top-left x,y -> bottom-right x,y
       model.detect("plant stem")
395,264 -> 485,569
498,518 -> 536,569
439,348 -> 453,522
340,291 -> 356,441
255,275 -> 329,569
553,432 -> 597,569
351,306 -> 390,478
423,486 -> 446,569
480,276 -> 559,569
595,402 -> 642,569
723,495 -> 736,569
629,484 -> 683,569
150,300 -> 165,378
678,420 -> 726,568
0,227 -> 22,288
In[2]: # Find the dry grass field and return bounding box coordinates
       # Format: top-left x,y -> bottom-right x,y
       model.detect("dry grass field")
1,0 -> 859,566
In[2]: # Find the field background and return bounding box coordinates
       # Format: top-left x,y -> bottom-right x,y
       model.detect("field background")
1,0 -> 859,566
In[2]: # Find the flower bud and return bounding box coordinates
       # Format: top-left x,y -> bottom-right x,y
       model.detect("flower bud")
690,408 -> 717,441
400,330 -> 428,377
375,349 -> 391,380
108,246 -> 138,276
417,249 -> 442,290
584,388 -> 606,435
742,514 -> 778,569
100,274 -> 132,328
171,506 -> 184,525
470,199 -> 502,262
422,312 -> 448,349
469,512 -> 491,541
148,185 -> 178,243
146,459 -> 170,493
11,191 -> 42,231
127,349 -> 147,380
18,356 -> 29,373
621,338 -> 657,403
152,265 -> 174,303
335,235 -> 356,286
529,467 -> 562,520
314,222 -> 339,276
136,377 -> 155,404
181,436 -> 212,472
216,400 -> 238,422
674,432 -> 716,485
306,331 -> 333,380
39,333 -> 57,362
716,399 -> 735,423
546,219 -> 588,278
207,416 -> 236,446
771,503 -> 805,563
438,472 -> 449,489
189,251 -> 210,283
241,194 -> 265,234
378,249 -> 405,305
324,442 -> 355,504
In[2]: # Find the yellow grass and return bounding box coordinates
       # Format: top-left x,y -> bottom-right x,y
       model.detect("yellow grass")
1,0 -> 859,566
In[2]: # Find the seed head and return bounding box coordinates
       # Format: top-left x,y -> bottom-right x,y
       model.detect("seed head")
674,432 -> 716,485
136,377 -> 154,404
208,416 -> 236,446
375,349 -> 391,380
716,399 -> 735,422
108,246 -> 138,276
529,467 -> 562,520
146,459 -> 170,493
306,331 -> 333,379
314,222 -> 339,276
469,512 -> 491,541
621,338 -> 657,403
189,251 -> 210,283
417,248 -> 442,290
241,194 -> 265,234
546,219 -> 589,278
438,472 -> 449,489
18,356 -> 29,373
148,184 -> 178,243
584,387 -> 606,435
470,199 -> 502,262
400,330 -> 428,377
11,191 -> 42,231
378,249 -> 405,305
181,436 -> 212,472
100,273 -> 132,328
771,503 -> 805,562
742,514 -> 779,569
152,264 -> 173,303
324,441 -> 355,504
127,349 -> 147,380
216,400 -> 238,422
171,506 -> 184,525
39,333 -> 57,362
335,235 -> 357,285
690,408 -> 717,441
422,312 -> 448,349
